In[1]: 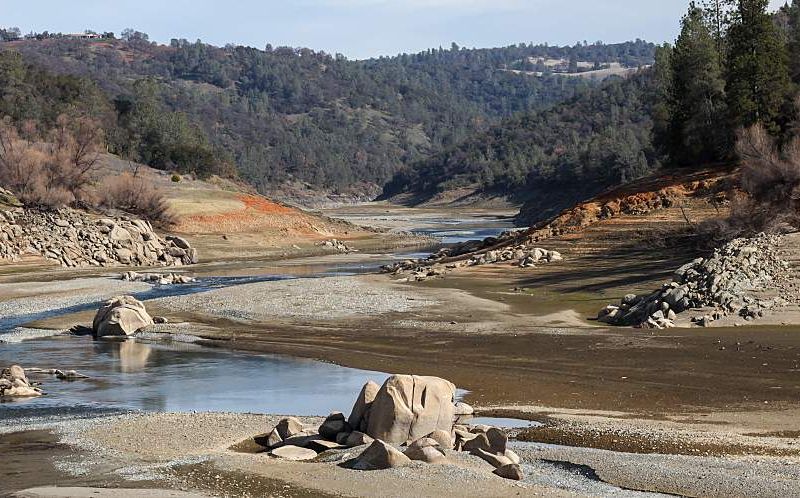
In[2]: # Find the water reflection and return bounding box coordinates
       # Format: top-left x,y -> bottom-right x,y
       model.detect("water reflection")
0,336 -> 389,419
115,340 -> 152,373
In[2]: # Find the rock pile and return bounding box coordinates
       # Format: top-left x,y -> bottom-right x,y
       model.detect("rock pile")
384,242 -> 562,282
26,367 -> 90,380
317,239 -> 354,253
0,365 -> 42,397
121,271 -> 196,285
246,374 -> 524,481
597,233 -> 792,328
0,207 -> 198,267
93,295 -> 154,337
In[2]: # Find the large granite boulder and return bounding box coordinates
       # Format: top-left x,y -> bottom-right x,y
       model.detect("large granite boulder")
364,375 -> 456,445
92,296 -> 154,337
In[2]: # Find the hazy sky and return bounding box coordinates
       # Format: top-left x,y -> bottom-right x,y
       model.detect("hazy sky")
2,0 -> 790,59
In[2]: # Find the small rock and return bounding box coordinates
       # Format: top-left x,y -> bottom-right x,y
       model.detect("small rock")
404,444 -> 446,464
319,412 -> 349,440
271,445 -> 318,461
454,401 -> 474,415
275,417 -> 305,440
352,440 -> 411,470
345,431 -> 374,448
493,463 -> 524,481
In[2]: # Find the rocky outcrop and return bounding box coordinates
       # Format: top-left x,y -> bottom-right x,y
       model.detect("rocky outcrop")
317,239 -> 355,253
92,296 -> 154,337
0,365 -> 43,397
597,233 -> 793,328
243,375 -> 524,481
0,207 -> 198,267
384,244 -> 563,282
121,271 -> 196,285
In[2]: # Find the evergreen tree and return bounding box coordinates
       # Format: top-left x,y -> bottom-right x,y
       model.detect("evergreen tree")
787,0 -> 800,84
668,3 -> 729,165
651,43 -> 674,156
725,0 -> 791,134
702,0 -> 733,60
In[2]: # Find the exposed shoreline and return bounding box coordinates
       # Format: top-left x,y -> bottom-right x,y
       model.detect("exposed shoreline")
5,204 -> 800,496
5,410 -> 800,497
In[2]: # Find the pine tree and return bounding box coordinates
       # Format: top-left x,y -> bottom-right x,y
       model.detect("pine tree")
702,0 -> 733,60
725,0 -> 792,134
668,3 -> 729,165
651,44 -> 674,156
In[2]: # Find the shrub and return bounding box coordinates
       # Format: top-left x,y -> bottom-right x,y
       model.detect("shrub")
0,115 -> 102,209
99,172 -> 176,227
730,124 -> 800,233
171,174 -> 181,182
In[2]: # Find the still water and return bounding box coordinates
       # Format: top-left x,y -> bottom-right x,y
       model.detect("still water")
0,336 -> 389,419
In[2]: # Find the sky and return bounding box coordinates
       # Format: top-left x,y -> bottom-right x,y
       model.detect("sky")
1,0 -> 791,59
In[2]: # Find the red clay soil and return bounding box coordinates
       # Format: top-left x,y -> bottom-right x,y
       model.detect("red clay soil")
237,194 -> 295,214
175,193 -> 347,237
527,165 -> 738,241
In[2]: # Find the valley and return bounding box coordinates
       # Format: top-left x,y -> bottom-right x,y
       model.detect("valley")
3,0 -> 800,496
4,186 -> 800,496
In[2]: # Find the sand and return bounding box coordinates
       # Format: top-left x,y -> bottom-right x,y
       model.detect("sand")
9,411 -> 800,497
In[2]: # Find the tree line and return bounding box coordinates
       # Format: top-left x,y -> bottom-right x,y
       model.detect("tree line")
656,0 -> 798,167
386,0 -> 800,219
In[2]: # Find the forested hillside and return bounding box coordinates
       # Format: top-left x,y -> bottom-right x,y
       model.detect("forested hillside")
388,0 -> 800,225
0,34 -> 654,193
383,71 -> 658,206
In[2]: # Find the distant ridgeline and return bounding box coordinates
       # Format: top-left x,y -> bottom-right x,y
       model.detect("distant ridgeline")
0,31 -> 654,194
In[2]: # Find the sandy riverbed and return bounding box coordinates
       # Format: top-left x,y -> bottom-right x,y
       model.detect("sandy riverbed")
6,411 -> 800,497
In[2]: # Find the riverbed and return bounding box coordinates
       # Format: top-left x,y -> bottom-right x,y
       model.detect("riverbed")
0,211 -> 516,421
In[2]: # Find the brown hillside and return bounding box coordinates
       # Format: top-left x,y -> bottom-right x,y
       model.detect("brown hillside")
526,165 -> 738,243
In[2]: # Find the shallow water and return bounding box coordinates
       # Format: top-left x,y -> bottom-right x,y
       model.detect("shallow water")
407,216 -> 518,245
0,336 -> 390,419
1,214 -> 521,421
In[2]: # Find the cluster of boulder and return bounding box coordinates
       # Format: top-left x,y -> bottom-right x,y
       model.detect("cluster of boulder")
0,365 -> 42,397
384,241 -> 562,282
248,375 -> 524,481
0,207 -> 198,268
317,239 -> 354,253
121,271 -> 196,285
597,233 -> 792,328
